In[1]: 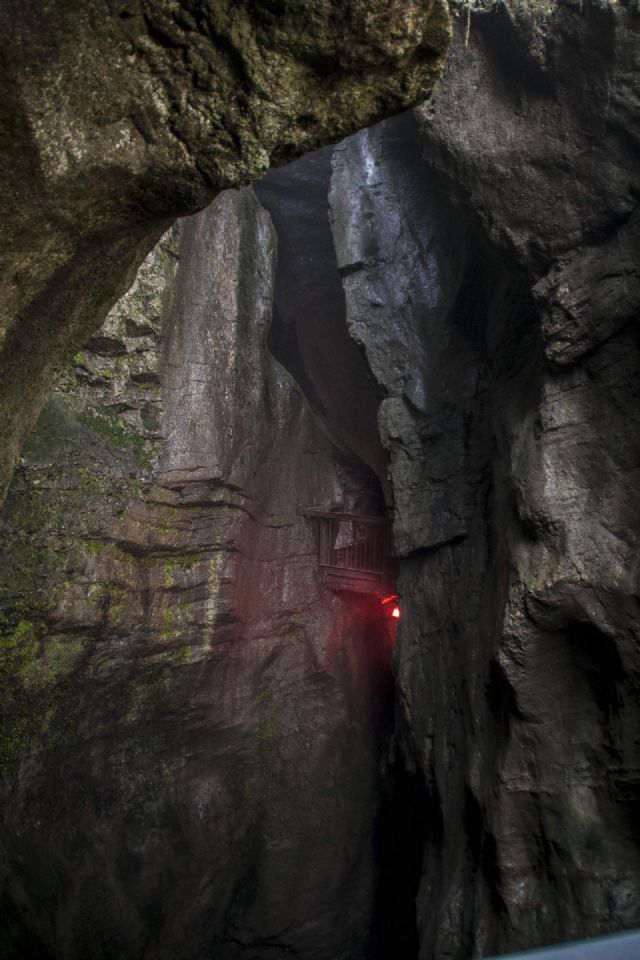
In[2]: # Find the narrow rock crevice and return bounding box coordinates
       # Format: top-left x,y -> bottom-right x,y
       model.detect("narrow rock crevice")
256,153 -> 414,958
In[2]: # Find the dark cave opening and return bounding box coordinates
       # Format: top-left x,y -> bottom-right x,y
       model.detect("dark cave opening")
370,762 -> 431,960
326,588 -> 425,960
566,621 -> 625,722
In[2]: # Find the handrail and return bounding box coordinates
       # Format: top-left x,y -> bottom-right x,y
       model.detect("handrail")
483,930 -> 640,960
305,510 -> 393,582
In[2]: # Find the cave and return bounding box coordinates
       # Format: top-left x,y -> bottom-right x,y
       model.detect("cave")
1,2 -> 640,960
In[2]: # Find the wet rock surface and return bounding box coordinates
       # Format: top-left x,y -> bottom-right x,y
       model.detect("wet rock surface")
1,2 -> 640,958
0,0 -> 451,505
328,4 -> 640,957
0,191 -> 393,959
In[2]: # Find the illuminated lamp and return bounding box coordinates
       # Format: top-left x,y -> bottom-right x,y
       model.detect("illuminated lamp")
381,594 -> 401,619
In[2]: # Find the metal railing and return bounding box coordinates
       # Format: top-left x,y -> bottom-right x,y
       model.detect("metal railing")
306,511 -> 392,580
483,929 -> 640,960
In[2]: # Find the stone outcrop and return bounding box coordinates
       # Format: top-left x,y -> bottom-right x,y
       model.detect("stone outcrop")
328,3 -> 640,957
0,191 -> 394,959
0,0 -> 451,505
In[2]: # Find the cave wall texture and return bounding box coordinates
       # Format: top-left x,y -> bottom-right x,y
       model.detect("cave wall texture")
326,3 -> 640,957
1,0 -> 640,959
0,0 -> 451,506
0,189 -> 394,959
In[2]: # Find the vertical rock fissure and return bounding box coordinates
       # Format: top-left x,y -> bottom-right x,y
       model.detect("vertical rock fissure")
255,140 -> 431,960
254,146 -> 391,506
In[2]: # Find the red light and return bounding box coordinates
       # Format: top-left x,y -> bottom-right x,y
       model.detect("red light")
380,595 -> 401,620
381,594 -> 399,606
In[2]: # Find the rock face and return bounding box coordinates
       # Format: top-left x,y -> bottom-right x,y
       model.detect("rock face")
328,3 -> 640,957
0,0 -> 451,505
0,191 -> 394,959
1,2 -> 640,959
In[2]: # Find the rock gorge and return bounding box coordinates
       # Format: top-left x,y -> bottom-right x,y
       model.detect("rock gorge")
0,0 -> 451,504
1,2 -> 640,959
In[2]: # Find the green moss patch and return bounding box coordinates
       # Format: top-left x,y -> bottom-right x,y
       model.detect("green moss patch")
0,622 -> 86,764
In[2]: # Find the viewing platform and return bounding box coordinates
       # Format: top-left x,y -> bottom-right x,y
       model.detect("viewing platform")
304,509 -> 396,596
